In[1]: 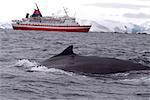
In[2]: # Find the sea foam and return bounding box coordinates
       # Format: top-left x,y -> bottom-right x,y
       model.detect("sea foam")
15,59 -> 73,76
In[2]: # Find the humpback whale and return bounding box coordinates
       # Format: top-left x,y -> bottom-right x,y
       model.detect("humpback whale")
41,45 -> 150,74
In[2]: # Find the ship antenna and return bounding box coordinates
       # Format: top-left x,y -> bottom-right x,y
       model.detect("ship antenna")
34,3 -> 42,17
35,3 -> 39,10
63,7 -> 69,17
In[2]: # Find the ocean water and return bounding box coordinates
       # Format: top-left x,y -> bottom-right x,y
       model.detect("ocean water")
0,29 -> 150,100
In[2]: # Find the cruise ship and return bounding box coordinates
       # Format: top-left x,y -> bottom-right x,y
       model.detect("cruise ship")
12,4 -> 91,32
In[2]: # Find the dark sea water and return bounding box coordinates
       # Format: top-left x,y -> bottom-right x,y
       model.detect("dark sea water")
0,29 -> 150,100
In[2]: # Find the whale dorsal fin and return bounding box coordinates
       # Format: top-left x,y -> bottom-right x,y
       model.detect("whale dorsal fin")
53,45 -> 75,57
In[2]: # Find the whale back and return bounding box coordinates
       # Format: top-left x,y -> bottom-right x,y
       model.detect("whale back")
41,45 -> 150,74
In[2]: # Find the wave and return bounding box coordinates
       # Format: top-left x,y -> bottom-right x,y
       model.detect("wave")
122,76 -> 150,83
15,59 -> 38,68
15,59 -> 74,76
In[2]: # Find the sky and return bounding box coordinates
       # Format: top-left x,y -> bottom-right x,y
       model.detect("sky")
0,0 -> 150,24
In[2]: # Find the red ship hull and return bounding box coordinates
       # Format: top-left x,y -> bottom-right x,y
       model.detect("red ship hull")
12,24 -> 91,32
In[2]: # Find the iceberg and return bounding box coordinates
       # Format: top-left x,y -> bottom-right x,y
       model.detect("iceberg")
0,22 -> 12,29
78,19 -> 150,34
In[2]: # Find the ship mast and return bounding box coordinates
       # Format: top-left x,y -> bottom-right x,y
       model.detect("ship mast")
33,3 -> 42,17
63,7 -> 69,17
35,3 -> 40,11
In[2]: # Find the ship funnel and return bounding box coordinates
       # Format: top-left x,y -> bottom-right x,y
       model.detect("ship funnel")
26,13 -> 30,18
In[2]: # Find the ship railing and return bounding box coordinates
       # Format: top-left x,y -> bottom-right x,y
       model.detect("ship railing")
12,20 -> 21,22
12,20 -> 23,24
17,22 -> 80,26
